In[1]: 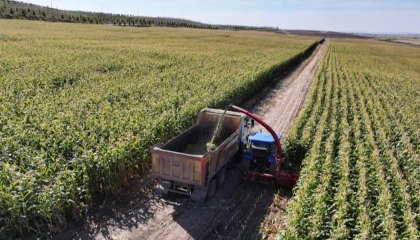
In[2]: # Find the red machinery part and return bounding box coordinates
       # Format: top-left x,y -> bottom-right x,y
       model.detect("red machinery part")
245,171 -> 299,188
230,105 -> 298,188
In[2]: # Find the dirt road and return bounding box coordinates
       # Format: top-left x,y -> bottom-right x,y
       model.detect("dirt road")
245,41 -> 327,136
54,41 -> 327,240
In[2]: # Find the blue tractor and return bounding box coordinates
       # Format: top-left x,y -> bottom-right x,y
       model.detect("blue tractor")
231,105 -> 298,187
244,131 -> 282,175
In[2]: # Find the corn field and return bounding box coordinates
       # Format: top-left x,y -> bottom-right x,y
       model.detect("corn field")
0,20 -> 320,237
282,39 -> 420,239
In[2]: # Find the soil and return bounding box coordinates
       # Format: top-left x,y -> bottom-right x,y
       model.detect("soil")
245,41 -> 328,137
52,41 -> 327,240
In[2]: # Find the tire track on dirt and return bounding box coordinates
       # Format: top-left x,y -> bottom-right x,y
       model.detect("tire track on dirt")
246,41 -> 328,137
143,164 -> 248,240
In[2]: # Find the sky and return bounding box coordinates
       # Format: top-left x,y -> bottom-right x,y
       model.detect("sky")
23,0 -> 420,33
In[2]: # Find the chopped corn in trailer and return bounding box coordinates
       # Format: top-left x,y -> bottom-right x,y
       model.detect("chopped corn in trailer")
151,108 -> 252,202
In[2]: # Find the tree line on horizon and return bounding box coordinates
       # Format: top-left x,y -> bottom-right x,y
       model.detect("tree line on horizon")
0,0 -> 280,32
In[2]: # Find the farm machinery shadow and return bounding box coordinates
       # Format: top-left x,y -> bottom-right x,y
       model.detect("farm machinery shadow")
54,160 -> 302,240
164,161 -> 296,240
52,175 -> 177,240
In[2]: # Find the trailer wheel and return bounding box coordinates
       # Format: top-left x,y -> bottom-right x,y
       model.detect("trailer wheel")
217,168 -> 227,187
155,182 -> 170,196
190,188 -> 207,203
206,179 -> 217,200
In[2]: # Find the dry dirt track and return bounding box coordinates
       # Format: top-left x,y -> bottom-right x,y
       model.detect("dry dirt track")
247,41 -> 327,136
54,41 -> 327,240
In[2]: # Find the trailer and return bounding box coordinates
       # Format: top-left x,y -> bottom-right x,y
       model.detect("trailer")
151,108 -> 252,202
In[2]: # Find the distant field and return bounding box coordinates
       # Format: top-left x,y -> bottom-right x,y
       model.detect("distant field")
394,38 -> 420,45
0,20 -> 319,237
282,39 -> 420,239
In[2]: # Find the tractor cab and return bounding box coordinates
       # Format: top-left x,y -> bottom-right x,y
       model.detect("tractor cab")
244,131 -> 281,174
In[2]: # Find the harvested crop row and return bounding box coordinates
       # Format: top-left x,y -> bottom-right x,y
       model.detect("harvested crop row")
282,39 -> 420,239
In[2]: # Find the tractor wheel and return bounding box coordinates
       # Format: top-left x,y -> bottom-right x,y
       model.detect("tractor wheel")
206,179 -> 217,200
269,162 -> 277,175
235,144 -> 244,162
217,168 -> 227,187
249,160 -> 255,171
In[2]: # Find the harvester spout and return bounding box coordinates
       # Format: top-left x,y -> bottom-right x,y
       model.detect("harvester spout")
230,105 -> 285,162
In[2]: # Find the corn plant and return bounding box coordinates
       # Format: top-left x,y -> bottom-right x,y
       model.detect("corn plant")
0,20 -> 321,238
281,39 -> 420,239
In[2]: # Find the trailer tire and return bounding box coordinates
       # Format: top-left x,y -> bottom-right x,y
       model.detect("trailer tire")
206,179 -> 217,200
190,188 -> 207,203
155,182 -> 170,196
217,168 -> 227,187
